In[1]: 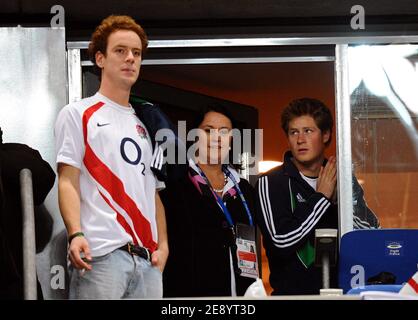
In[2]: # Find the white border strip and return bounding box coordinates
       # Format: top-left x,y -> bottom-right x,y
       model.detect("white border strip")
67,35 -> 418,50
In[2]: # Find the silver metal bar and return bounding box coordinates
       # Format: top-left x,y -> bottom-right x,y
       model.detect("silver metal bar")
81,61 -> 93,67
67,35 -> 418,50
144,56 -> 334,65
151,36 -> 418,48
20,169 -> 37,300
335,44 -> 354,237
322,254 -> 330,289
80,56 -> 334,67
67,48 -> 82,103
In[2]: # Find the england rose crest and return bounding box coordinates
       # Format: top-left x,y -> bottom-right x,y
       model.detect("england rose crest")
136,124 -> 147,139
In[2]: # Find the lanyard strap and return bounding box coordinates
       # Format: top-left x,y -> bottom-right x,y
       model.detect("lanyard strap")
195,164 -> 234,226
223,167 -> 254,227
195,164 -> 253,227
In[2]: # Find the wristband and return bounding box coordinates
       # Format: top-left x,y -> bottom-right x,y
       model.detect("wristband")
68,231 -> 84,244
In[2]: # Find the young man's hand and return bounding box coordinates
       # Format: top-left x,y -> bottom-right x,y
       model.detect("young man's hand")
317,156 -> 337,200
69,236 -> 92,270
151,246 -> 169,273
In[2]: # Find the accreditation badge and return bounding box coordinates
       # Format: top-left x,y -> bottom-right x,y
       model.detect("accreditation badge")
235,223 -> 259,279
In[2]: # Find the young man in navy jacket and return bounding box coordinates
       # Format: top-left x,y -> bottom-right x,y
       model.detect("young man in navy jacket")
256,98 -> 379,295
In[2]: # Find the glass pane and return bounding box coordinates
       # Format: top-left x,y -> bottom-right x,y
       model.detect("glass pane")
349,44 -> 418,228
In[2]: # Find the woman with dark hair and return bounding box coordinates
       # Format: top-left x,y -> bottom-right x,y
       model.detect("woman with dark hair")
161,105 -> 258,297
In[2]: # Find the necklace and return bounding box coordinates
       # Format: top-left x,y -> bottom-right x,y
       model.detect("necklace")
212,173 -> 228,193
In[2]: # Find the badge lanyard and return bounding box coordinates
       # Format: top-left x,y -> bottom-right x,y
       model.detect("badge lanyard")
223,167 -> 254,227
195,164 -> 259,279
195,164 -> 253,227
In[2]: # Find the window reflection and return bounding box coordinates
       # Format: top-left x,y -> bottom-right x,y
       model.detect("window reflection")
349,45 -> 418,228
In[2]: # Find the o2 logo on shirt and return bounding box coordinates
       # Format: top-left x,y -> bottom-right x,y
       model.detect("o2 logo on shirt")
120,137 -> 146,175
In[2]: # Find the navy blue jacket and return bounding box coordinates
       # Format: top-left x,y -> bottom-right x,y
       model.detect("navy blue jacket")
130,97 -> 187,182
255,151 -> 379,295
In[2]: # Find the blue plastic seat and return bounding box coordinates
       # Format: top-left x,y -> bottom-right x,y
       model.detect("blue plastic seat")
339,229 -> 418,293
346,285 -> 403,295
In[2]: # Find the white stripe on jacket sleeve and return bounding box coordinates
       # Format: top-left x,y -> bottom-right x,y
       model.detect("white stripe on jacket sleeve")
258,176 -> 330,248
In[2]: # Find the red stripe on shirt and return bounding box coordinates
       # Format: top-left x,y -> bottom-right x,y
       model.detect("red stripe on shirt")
99,191 -> 138,245
84,145 -> 157,252
82,102 -> 157,252
82,101 -> 104,144
407,277 -> 418,293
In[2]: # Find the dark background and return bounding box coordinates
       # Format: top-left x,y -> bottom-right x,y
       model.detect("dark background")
1,0 -> 418,40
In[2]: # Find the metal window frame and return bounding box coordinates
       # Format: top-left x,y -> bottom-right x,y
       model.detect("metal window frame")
67,36 -> 418,49
67,35 -> 418,238
335,44 -> 353,237
67,48 -> 82,103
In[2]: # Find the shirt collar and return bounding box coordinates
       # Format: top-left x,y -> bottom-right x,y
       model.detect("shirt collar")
189,159 -> 241,195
